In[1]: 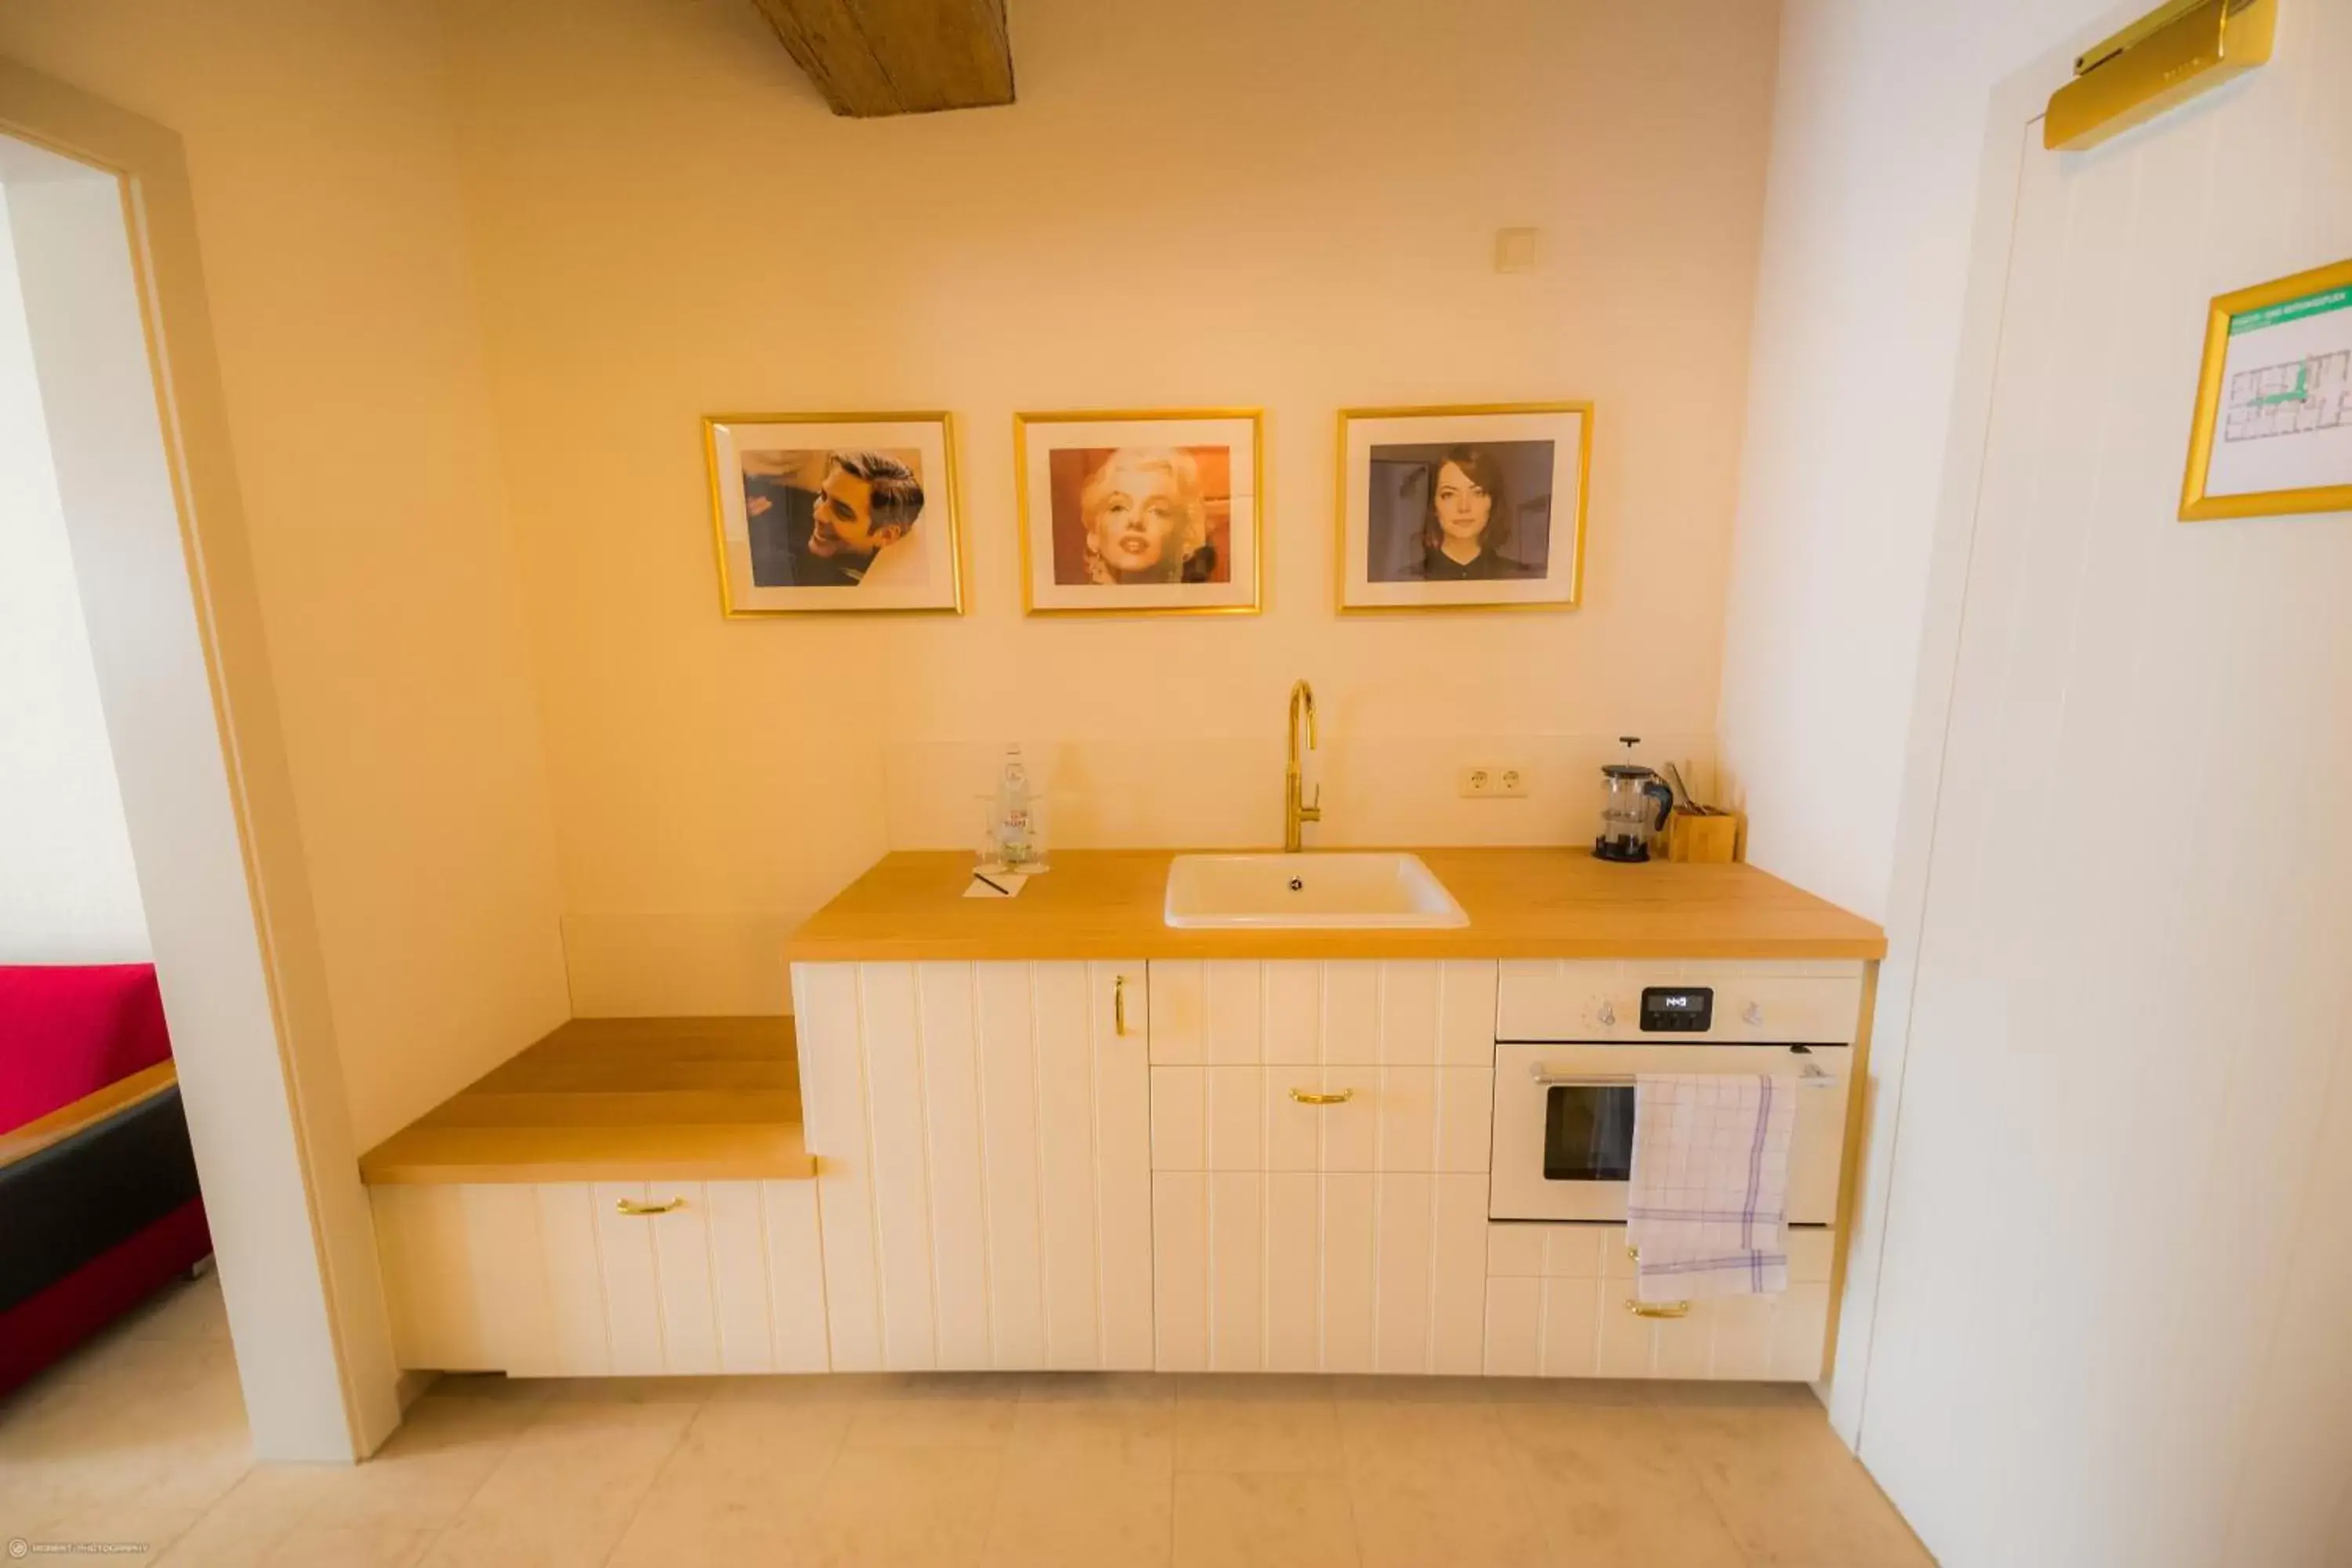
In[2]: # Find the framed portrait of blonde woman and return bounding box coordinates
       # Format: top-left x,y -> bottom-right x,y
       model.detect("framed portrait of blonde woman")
1014,409 -> 1265,616
1337,402 -> 1592,613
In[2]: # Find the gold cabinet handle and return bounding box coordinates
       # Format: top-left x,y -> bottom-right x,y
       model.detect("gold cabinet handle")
1288,1087 -> 1356,1105
1625,1298 -> 1691,1319
615,1197 -> 685,1216
1113,975 -> 1128,1036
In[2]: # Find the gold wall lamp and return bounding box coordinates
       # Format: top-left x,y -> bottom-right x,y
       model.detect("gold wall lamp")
2045,0 -> 2276,152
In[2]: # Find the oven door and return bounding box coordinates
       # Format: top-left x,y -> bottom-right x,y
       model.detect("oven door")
1488,1041 -> 1850,1224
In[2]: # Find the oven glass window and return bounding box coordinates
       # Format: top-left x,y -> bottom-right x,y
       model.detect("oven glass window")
1543,1085 -> 1634,1181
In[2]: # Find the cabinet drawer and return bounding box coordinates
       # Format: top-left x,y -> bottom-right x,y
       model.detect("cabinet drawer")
1152,1171 -> 1486,1375
371,1178 -> 828,1377
1482,1223 -> 1834,1381
1150,1065 -> 1491,1174
1147,960 -> 1495,1067
1496,960 -> 1864,1044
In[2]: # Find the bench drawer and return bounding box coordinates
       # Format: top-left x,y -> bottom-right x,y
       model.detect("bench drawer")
371,1178 -> 827,1377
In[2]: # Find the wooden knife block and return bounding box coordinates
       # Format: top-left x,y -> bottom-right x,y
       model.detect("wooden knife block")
1666,808 -> 1743,864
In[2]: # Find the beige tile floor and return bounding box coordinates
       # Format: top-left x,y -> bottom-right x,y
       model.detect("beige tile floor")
1,1272 -> 1934,1566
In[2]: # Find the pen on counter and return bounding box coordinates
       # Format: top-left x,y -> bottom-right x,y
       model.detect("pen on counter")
973,872 -> 1011,896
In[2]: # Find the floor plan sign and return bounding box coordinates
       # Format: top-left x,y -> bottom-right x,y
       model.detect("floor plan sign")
2183,260 -> 2352,519
2224,349 -> 2350,443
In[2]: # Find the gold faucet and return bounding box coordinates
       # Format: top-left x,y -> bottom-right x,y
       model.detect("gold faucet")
1284,679 -> 1322,852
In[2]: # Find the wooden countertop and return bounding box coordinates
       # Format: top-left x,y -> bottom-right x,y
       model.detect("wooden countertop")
782,848 -> 1886,964
358,1017 -> 813,1185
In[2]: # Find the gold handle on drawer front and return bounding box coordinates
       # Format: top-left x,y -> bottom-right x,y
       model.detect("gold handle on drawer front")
1113,975 -> 1128,1036
615,1197 -> 685,1217
1625,1298 -> 1692,1319
1288,1087 -> 1356,1105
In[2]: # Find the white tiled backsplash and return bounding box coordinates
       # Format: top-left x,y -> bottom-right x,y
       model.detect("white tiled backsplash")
562,733 -> 1722,1017
880,733 -> 1720,851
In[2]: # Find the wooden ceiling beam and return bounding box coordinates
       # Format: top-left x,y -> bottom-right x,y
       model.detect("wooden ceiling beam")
749,0 -> 1014,118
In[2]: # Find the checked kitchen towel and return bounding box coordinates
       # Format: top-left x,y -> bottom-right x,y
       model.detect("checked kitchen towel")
1625,1073 -> 1797,1303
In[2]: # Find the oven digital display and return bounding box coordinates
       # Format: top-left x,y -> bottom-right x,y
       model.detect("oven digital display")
1639,986 -> 1714,1033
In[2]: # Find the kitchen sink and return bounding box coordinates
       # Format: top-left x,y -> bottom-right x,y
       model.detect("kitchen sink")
1163,852 -> 1468,930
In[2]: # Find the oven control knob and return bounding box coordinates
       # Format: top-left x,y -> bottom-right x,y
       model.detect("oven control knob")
1596,1000 -> 1617,1027
1743,1002 -> 1765,1026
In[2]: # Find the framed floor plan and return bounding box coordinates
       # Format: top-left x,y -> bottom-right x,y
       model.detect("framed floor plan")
2180,258 -> 2352,521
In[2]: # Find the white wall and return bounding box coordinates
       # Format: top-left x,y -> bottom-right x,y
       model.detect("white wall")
0,187 -> 148,962
1715,0 -> 2121,923
0,1 -> 573,1149
436,0 -> 1782,1014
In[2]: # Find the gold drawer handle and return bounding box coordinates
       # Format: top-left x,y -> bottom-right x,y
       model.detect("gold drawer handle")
1288,1087 -> 1356,1105
615,1197 -> 685,1217
1114,975 -> 1129,1036
1625,1298 -> 1692,1320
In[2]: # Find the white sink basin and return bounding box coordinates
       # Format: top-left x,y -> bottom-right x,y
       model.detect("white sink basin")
1163,852 -> 1468,930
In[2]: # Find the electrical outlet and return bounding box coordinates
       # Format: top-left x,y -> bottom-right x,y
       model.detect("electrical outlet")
1461,764 -> 1527,798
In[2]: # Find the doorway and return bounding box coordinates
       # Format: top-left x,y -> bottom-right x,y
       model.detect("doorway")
0,72 -> 397,1462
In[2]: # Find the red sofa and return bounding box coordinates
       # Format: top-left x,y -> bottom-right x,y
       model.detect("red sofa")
0,964 -> 212,1399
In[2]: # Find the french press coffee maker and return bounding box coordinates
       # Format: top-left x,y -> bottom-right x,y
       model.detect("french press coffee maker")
1595,736 -> 1675,863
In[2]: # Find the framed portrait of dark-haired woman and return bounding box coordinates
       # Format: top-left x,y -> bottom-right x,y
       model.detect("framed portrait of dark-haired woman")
1336,403 -> 1592,612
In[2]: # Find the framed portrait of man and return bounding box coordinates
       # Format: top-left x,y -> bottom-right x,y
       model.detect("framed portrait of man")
1336,403 -> 1592,613
1014,408 -> 1265,616
703,412 -> 965,615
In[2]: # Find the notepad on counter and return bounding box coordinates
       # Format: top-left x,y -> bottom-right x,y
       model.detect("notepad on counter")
964,871 -> 1030,899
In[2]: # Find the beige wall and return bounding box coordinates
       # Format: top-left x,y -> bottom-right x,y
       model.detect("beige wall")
438,0 -> 1782,1014
0,2 -> 571,1147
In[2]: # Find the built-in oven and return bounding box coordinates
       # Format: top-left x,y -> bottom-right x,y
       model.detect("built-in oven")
1487,982 -> 1852,1225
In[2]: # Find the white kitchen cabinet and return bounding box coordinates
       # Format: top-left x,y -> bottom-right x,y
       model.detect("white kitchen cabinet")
1482,1222 -> 1834,1381
794,960 -> 1153,1372
369,1178 -> 828,1377
1145,959 -> 1495,1375
1152,1170 -> 1486,1374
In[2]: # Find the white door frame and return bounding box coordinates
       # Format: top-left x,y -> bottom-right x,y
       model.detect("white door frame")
1824,0 -> 2192,1446
0,60 -> 398,1460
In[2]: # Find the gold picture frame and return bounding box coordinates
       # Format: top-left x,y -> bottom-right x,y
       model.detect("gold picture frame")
1335,401 -> 1593,614
702,411 -> 967,616
1013,408 -> 1267,617
2180,258 -> 2352,521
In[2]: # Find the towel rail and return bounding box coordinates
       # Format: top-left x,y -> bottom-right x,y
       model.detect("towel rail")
1527,1064 -> 1838,1090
